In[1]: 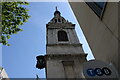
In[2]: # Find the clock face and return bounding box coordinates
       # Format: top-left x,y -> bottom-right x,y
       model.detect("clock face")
36,55 -> 45,69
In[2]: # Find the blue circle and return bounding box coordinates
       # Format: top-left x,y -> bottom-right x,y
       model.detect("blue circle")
87,68 -> 95,77
95,68 -> 103,76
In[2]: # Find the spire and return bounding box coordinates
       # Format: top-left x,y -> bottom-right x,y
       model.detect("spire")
56,6 -> 58,11
49,7 -> 67,23
54,6 -> 61,16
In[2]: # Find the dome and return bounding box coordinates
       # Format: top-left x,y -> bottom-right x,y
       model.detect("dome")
54,7 -> 61,16
54,10 -> 61,16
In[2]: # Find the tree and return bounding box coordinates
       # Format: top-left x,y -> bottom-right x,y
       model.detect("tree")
0,2 -> 30,46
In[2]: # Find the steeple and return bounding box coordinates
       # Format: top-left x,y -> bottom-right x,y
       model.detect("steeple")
36,8 -> 87,78
45,8 -> 87,78
49,7 -> 68,23
54,6 -> 61,17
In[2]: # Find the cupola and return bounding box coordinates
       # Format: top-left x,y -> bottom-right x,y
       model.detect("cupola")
54,7 -> 61,17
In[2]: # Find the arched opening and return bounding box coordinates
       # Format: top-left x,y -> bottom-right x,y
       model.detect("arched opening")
58,30 -> 68,41
55,19 -> 57,23
58,18 -> 61,22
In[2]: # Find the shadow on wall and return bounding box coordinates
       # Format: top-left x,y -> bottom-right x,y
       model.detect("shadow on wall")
118,1 -> 120,77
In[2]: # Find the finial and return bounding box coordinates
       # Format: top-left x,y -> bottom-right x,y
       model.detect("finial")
54,6 -> 61,16
56,6 -> 58,11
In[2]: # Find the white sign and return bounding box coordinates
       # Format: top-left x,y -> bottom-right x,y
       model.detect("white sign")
83,60 -> 118,78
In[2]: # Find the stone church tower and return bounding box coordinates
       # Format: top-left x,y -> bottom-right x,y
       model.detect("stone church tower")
36,7 -> 87,78
45,7 -> 87,78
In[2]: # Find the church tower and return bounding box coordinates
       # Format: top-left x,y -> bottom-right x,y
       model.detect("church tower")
36,7 -> 87,78
45,7 -> 87,78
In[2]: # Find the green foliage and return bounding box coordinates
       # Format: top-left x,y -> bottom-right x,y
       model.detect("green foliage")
0,2 -> 30,46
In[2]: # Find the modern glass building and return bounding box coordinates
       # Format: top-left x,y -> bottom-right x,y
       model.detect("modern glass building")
69,1 -> 120,76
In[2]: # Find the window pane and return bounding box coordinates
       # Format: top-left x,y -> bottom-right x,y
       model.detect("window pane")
95,2 -> 106,9
86,2 -> 106,17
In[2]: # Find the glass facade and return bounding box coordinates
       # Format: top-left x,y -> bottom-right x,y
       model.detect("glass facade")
86,2 -> 106,18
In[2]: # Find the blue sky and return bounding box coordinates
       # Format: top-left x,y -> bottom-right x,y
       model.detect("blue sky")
2,2 -> 94,78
